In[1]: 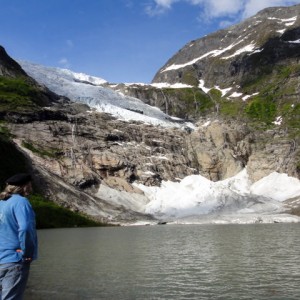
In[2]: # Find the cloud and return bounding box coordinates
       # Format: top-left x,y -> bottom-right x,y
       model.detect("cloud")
242,0 -> 300,18
145,0 -> 300,21
145,0 -> 179,16
58,58 -> 70,68
66,39 -> 74,48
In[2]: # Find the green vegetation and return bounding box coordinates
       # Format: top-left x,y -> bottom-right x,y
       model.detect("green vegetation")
207,88 -> 246,119
220,99 -> 246,118
244,66 -> 299,130
0,76 -> 45,112
245,96 -> 277,125
181,70 -> 199,87
162,87 -> 213,118
22,140 -> 62,159
210,64 -> 300,131
0,122 -> 13,140
29,194 -> 106,229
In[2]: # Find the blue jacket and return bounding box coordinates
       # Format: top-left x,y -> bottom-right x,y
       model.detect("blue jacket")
0,194 -> 38,263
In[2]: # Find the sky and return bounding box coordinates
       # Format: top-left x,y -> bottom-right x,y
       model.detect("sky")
1,0 -> 300,83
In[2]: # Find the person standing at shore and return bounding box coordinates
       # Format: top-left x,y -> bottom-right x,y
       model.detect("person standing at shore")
0,173 -> 38,300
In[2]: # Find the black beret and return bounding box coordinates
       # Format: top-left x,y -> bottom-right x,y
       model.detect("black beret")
6,173 -> 32,186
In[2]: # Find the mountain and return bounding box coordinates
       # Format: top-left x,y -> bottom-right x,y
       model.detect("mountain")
151,4 -> 300,128
114,5 -> 300,129
1,4 -> 300,225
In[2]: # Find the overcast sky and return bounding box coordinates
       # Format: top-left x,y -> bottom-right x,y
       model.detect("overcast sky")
1,0 -> 299,83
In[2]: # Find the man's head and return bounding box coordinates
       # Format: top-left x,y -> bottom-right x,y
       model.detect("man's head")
5,173 -> 32,197
6,173 -> 32,186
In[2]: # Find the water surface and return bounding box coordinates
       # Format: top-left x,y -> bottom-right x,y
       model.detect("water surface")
25,224 -> 300,299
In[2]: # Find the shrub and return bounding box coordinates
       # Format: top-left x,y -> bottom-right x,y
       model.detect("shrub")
29,194 -> 107,229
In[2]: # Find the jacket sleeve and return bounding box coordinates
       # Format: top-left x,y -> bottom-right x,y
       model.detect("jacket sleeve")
15,198 -> 38,260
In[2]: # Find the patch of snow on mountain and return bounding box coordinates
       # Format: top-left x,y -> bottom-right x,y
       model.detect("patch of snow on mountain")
268,16 -> 297,26
215,86 -> 232,97
229,92 -> 243,98
151,82 -> 193,88
222,44 -> 257,59
19,61 -> 191,129
199,80 -> 232,96
250,172 -> 300,201
137,169 -> 300,219
287,39 -> 300,44
277,29 -> 286,34
135,168 -> 300,220
273,116 -> 283,125
242,92 -> 259,101
162,40 -> 244,72
199,80 -> 211,93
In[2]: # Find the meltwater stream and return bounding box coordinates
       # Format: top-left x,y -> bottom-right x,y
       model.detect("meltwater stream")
25,224 -> 300,300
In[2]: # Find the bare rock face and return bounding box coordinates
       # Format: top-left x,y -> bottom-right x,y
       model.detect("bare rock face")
185,120 -> 299,182
247,130 -> 299,182
185,120 -> 253,181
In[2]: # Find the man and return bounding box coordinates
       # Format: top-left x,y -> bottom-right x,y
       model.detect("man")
0,173 -> 38,300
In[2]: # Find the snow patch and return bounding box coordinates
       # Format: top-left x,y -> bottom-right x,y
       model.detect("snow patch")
199,80 -> 211,93
135,169 -> 300,220
162,40 -> 244,72
286,39 -> 300,44
151,82 -> 193,88
229,92 -> 243,98
199,80 -> 232,96
273,116 -> 283,125
222,44 -> 257,59
250,172 -> 300,201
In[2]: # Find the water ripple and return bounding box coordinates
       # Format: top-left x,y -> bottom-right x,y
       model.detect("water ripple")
26,224 -> 300,300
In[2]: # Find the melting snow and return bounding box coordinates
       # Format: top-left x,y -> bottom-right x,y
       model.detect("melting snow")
229,92 -> 243,98
162,40 -> 244,72
250,172 -> 300,201
151,82 -> 193,88
199,80 -> 211,93
273,116 -> 283,125
242,92 -> 259,101
277,29 -> 286,34
222,44 -> 257,59
286,39 -> 300,44
199,80 -> 232,96
134,169 -> 300,222
268,16 -> 297,26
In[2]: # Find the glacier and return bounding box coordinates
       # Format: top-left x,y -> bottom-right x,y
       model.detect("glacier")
19,61 -> 193,129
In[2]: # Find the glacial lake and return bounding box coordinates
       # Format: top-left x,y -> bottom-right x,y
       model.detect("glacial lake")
25,223 -> 300,300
